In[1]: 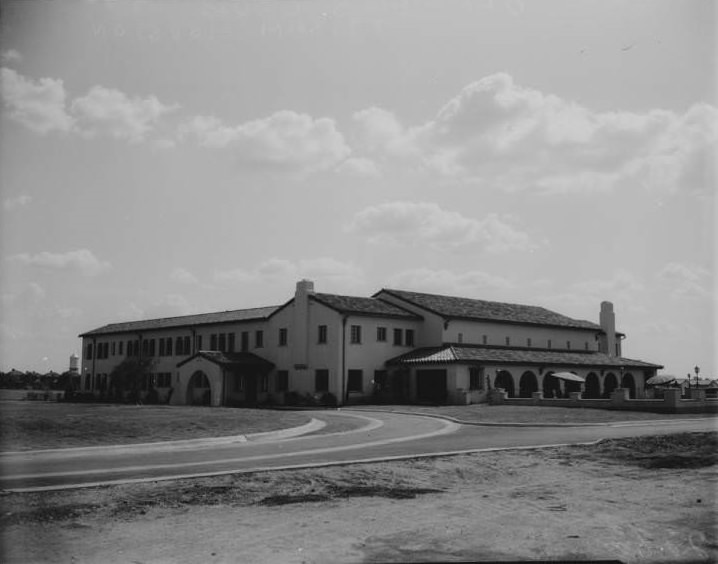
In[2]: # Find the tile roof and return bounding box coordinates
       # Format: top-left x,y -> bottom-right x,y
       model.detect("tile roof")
177,351 -> 274,369
377,289 -> 602,331
79,306 -> 280,337
388,345 -> 662,370
311,293 -> 421,319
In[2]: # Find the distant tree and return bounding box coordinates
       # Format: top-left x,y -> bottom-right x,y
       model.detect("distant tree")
109,356 -> 156,403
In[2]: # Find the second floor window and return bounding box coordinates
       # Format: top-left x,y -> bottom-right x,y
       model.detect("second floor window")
279,328 -> 288,346
350,325 -> 362,344
318,325 -> 328,344
377,326 -> 387,342
255,330 -> 264,348
393,328 -> 402,346
405,329 -> 415,347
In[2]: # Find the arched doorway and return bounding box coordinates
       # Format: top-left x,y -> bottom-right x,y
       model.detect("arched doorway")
519,371 -> 538,398
187,370 -> 211,406
542,371 -> 562,398
495,370 -> 515,397
603,372 -> 618,398
584,372 -> 600,398
622,372 -> 636,398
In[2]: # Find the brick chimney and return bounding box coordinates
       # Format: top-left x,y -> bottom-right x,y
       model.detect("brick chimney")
292,280 -> 314,367
599,301 -> 616,357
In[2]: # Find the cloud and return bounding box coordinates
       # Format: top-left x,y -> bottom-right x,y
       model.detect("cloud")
1,67 -> 73,134
658,262 -> 712,299
351,73 -> 717,195
2,49 -> 22,64
70,86 -> 178,142
214,257 -> 364,287
9,249 -> 111,276
386,268 -> 514,295
348,201 -> 537,253
3,194 -> 32,211
170,267 -> 199,285
335,157 -> 380,177
179,111 -> 351,172
142,294 -> 193,319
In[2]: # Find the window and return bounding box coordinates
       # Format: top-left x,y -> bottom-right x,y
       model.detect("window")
350,325 -> 362,344
482,335 -> 488,345
527,338 -> 532,347
234,375 -> 244,392
149,339 -> 156,356
547,339 -> 552,349
315,369 -> 329,392
458,333 -> 463,344
111,342 -> 116,356
318,325 -> 327,344
374,370 -> 388,389
219,333 -> 226,352
142,340 -> 149,356
183,336 -> 191,355
260,374 -> 268,393
405,329 -> 415,347
175,337 -> 183,355
228,333 -> 235,353
86,344 -> 93,360
585,341 -> 589,351
195,335 -> 202,352
393,328 -> 402,346
210,334 -> 218,350
566,341 -> 571,350
159,339 -> 166,356
377,326 -> 387,342
279,328 -> 288,346
469,367 -> 483,390
241,331 -> 249,352
255,330 -> 264,348
505,336 -> 510,346
347,369 -> 363,393
118,341 -> 124,356
276,370 -> 289,392
166,337 -> 172,356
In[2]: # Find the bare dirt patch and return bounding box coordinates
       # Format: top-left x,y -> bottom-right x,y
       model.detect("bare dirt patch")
1,432 -> 715,563
0,402 -> 311,451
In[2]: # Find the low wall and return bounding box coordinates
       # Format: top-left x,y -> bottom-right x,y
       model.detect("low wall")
0,389 -> 66,401
490,388 -> 718,414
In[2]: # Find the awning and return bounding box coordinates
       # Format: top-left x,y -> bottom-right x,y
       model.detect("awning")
550,371 -> 585,383
646,374 -> 677,386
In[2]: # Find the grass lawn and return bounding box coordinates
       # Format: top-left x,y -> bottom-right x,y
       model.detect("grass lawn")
0,402 -> 311,452
354,403 -> 718,424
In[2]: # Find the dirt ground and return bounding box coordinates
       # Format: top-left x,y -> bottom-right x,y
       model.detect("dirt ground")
2,434 -> 716,563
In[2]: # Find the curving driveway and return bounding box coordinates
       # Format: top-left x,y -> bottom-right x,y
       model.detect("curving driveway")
1,409 -> 715,492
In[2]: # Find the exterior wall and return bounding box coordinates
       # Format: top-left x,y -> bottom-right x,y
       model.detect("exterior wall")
444,319 -> 599,351
375,292 -> 444,346
176,357 -> 223,406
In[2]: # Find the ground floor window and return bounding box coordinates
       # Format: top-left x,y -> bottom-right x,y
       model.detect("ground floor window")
276,370 -> 289,392
347,369 -> 363,393
469,367 -> 483,390
315,369 -> 329,392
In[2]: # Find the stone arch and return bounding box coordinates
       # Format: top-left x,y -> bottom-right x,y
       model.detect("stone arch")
495,370 -> 515,398
519,371 -> 538,398
542,371 -> 562,398
187,370 -> 211,406
584,372 -> 601,399
622,372 -> 636,399
603,372 -> 618,398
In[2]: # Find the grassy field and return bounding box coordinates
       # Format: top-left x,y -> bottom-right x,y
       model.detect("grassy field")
356,403 -> 718,424
0,402 -> 311,451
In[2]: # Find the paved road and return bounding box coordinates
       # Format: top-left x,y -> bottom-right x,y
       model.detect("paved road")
1,410 -> 715,492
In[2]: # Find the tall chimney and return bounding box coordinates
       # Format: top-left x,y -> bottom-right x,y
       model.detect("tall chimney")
599,301 -> 616,357
292,280 -> 314,367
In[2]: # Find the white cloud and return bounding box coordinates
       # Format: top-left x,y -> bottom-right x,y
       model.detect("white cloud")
348,201 -> 537,253
170,267 -> 199,285
179,111 -> 351,172
1,67 -> 73,134
386,268 -> 514,295
2,49 -> 22,64
70,85 -> 178,143
143,294 -> 193,319
335,156 -> 380,177
350,73 -> 717,195
658,262 -> 712,299
9,249 -> 111,276
3,194 -> 32,211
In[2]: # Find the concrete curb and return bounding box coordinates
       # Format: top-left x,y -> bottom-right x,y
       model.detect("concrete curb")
0,418 -> 325,458
344,407 -> 718,428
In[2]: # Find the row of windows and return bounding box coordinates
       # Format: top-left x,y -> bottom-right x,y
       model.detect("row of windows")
456,333 -> 593,351
318,325 -> 415,346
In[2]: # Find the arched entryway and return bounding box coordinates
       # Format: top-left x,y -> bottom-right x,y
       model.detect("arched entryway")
542,371 -> 562,398
603,372 -> 618,398
495,370 -> 515,397
584,372 -> 600,399
187,370 -> 211,406
519,371 -> 538,398
622,372 -> 636,398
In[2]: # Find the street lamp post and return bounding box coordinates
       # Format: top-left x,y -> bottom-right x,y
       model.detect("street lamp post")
694,365 -> 700,388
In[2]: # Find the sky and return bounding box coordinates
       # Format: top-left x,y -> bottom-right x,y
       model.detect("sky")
0,0 -> 715,378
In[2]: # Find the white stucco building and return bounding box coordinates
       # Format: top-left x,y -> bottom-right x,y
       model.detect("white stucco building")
79,280 -> 662,406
